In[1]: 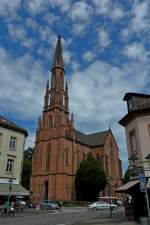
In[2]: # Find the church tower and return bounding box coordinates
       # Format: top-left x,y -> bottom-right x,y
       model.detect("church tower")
30,36 -> 123,203
30,36 -> 75,202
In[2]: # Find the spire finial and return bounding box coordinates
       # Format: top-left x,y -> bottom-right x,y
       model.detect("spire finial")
65,82 -> 68,90
52,35 -> 64,69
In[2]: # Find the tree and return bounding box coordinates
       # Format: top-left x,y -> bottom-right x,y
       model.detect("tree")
75,153 -> 107,201
21,147 -> 33,189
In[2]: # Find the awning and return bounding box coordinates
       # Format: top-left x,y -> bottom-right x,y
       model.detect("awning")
0,183 -> 29,196
116,180 -> 139,193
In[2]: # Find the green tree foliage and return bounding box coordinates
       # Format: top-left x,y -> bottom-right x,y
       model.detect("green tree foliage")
21,148 -> 33,190
75,153 -> 107,201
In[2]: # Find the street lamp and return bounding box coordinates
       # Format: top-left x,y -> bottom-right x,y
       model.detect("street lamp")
106,177 -> 113,218
8,179 -> 13,206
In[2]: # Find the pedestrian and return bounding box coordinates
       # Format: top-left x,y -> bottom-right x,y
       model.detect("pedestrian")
3,201 -> 8,216
10,201 -> 15,217
58,201 -> 62,212
0,203 -> 4,216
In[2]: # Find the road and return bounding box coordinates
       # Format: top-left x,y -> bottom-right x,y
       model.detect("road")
0,207 -> 128,225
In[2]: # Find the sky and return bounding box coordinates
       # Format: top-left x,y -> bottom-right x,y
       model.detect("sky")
0,0 -> 150,173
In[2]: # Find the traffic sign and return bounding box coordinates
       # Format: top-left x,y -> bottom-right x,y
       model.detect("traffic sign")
139,173 -> 147,193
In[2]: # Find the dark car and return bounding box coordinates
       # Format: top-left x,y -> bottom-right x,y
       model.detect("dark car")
26,202 -> 36,208
40,200 -> 59,210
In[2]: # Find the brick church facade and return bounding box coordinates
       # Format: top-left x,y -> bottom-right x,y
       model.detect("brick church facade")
30,36 -> 122,202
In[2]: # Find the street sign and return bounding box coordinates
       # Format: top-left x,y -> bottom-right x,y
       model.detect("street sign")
139,173 -> 147,193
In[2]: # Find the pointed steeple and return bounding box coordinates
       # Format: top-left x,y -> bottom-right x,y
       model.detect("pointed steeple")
52,35 -> 64,70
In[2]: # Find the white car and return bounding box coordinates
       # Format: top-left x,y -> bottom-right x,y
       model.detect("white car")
88,201 -> 117,211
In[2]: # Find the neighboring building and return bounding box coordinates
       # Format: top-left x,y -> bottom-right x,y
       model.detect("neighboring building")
30,36 -> 122,202
119,93 -> 150,179
0,115 -> 29,197
117,92 -> 150,221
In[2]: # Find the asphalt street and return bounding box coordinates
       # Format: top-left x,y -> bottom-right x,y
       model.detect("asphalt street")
0,207 -> 137,225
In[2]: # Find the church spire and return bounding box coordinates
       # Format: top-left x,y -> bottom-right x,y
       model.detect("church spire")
44,80 -> 49,110
65,82 -> 69,112
52,35 -> 64,70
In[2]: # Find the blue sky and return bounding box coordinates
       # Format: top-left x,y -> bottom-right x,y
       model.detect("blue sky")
0,0 -> 150,173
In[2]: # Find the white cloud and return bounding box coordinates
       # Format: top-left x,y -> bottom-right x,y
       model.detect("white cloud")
42,12 -> 59,25
7,23 -> 35,49
121,0 -> 150,41
121,28 -> 130,40
38,26 -> 52,43
70,60 -> 81,72
48,0 -> 71,12
25,17 -> 38,31
92,0 -> 111,16
97,28 -> 111,48
131,0 -> 150,33
0,48 -> 46,121
69,2 -> 93,22
123,42 -> 149,61
24,0 -> 71,16
25,132 -> 36,149
21,38 -> 35,49
24,0 -> 47,15
82,51 -> 95,62
112,6 -> 125,20
92,0 -> 125,20
7,23 -> 26,41
72,23 -> 88,37
70,59 -> 149,124
0,0 -> 21,18
64,50 -> 72,65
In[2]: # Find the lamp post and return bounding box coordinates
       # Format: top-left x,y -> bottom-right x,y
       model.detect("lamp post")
8,179 -> 13,206
107,177 -> 113,218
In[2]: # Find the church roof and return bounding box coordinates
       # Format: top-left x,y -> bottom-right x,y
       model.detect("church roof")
72,130 -> 109,147
0,115 -> 28,137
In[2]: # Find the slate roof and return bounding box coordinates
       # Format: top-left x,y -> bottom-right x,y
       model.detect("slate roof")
0,115 -> 28,137
123,92 -> 150,101
66,129 -> 109,147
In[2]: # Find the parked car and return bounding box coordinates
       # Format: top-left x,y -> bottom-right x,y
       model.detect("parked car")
88,201 -> 118,211
40,200 -> 59,210
26,202 -> 36,208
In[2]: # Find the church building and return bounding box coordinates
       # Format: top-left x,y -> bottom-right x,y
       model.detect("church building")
30,36 -> 122,202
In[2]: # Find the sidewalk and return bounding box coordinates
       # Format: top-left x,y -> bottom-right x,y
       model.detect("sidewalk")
73,207 -> 138,225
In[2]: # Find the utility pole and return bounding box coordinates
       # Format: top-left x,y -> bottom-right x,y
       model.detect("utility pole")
8,179 -> 13,206
107,177 -> 113,218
